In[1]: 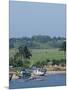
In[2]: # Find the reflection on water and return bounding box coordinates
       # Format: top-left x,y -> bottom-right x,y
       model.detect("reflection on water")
9,73 -> 66,89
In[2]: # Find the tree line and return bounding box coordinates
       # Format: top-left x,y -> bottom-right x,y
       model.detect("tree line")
9,35 -> 65,49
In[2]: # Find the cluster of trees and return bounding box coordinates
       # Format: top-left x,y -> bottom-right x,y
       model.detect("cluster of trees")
9,46 -> 32,68
9,35 -> 65,49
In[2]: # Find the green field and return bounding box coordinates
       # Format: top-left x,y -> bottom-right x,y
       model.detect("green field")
9,48 -> 65,66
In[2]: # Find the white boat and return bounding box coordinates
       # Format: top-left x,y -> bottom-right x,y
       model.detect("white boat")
32,68 -> 45,76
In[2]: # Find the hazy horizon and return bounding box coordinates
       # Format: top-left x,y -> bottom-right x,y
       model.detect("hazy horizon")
9,34 -> 66,39
9,1 -> 66,38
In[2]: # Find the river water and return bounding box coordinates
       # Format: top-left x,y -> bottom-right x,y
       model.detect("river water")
9,73 -> 66,89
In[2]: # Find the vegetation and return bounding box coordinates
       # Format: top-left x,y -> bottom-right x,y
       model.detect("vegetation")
9,35 -> 65,49
10,48 -> 66,68
60,41 -> 66,53
9,35 -> 66,70
9,46 -> 32,68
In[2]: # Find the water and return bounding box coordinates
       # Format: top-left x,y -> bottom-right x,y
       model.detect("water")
9,73 -> 66,89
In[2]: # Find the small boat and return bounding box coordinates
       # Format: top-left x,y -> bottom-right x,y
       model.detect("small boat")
32,68 -> 46,76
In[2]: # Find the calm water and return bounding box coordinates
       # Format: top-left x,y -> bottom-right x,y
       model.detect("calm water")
9,73 -> 66,89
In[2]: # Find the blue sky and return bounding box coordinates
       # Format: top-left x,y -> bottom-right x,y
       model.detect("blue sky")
9,1 -> 66,38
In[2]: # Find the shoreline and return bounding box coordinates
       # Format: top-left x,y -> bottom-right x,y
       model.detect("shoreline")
46,71 -> 66,75
10,71 -> 66,80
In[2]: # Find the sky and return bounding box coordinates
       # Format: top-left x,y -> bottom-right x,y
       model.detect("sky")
9,1 -> 66,38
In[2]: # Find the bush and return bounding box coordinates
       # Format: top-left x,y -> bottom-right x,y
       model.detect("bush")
52,59 -> 60,65
60,59 -> 66,66
33,60 -> 48,68
9,57 -> 23,67
23,60 -> 31,68
46,59 -> 50,63
51,59 -> 66,66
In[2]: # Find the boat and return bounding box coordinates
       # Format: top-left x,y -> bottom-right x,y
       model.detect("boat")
32,68 -> 46,76
19,68 -> 31,79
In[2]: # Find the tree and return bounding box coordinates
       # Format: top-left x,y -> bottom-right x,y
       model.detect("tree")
18,46 -> 32,67
9,53 -> 23,67
60,41 -> 66,57
22,46 -> 32,59
18,46 -> 32,59
10,46 -> 32,67
61,41 -> 66,52
18,46 -> 24,61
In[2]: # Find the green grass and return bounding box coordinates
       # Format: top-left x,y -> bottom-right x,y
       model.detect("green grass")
30,49 -> 65,65
9,48 -> 65,66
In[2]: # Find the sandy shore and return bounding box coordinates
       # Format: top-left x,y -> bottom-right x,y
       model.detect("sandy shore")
47,71 -> 66,75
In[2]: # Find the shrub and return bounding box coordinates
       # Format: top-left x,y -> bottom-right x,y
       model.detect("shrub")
33,60 -> 48,68
52,59 -> 60,65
